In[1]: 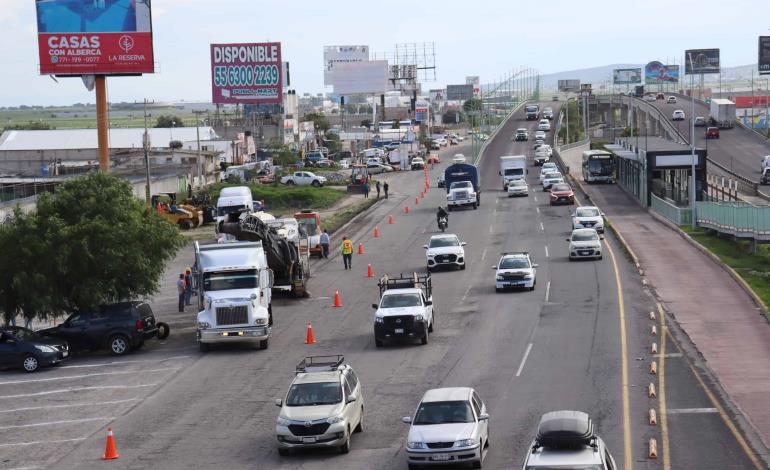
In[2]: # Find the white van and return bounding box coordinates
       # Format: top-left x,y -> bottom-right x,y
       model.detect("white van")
760,155 -> 770,173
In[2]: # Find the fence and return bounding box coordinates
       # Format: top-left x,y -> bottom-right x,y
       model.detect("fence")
475,100 -> 530,166
696,201 -> 770,241
651,193 -> 692,226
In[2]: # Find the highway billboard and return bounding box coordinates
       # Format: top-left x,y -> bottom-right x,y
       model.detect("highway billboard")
466,76 -> 480,96
447,84 -> 474,101
645,62 -> 679,84
330,60 -> 388,95
324,45 -> 369,86
429,89 -> 445,103
210,42 -> 283,104
685,48 -> 720,74
558,79 -> 580,92
35,0 -> 154,75
760,37 -> 770,75
613,68 -> 642,85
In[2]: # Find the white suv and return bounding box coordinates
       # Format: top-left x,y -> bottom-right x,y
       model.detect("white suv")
567,228 -> 603,260
425,234 -> 466,271
275,355 -> 364,456
494,252 -> 537,292
403,387 -> 489,469
538,119 -> 551,131
572,206 -> 605,233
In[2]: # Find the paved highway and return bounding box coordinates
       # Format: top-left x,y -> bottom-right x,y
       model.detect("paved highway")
0,104 -> 761,470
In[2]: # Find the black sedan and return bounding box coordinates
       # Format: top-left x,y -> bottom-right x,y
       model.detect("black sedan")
0,326 -> 69,372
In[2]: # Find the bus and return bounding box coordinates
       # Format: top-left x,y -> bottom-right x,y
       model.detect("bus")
582,150 -> 615,184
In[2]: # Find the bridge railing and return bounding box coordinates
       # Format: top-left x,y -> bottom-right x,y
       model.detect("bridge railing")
696,200 -> 770,241
475,100 -> 530,166
650,193 -> 691,226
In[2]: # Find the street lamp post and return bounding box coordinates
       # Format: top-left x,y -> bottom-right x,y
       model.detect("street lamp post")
688,53 -> 696,230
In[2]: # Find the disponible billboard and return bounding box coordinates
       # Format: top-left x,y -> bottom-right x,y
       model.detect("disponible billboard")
685,48 -> 720,74
613,68 -> 642,84
330,61 -> 388,95
645,62 -> 679,84
211,43 -> 282,104
36,0 -> 154,75
760,37 -> 770,75
324,45 -> 369,86
447,84 -> 473,101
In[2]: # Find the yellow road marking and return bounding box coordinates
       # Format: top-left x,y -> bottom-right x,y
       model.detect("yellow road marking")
657,304 -> 671,470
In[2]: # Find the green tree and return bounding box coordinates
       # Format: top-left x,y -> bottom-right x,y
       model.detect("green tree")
155,115 -> 185,128
463,98 -> 483,113
302,112 -> 330,133
442,109 -> 464,124
0,172 -> 185,323
324,134 -> 342,154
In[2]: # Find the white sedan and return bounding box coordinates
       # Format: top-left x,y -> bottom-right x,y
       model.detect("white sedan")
572,206 -> 605,233
567,228 -> 603,260
507,179 -> 528,197
535,130 -> 546,141
542,174 -> 564,191
539,168 -> 560,183
672,110 -> 685,121
538,119 -> 551,131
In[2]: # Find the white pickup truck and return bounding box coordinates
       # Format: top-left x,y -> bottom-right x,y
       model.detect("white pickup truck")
195,241 -> 274,352
372,273 -> 434,348
280,171 -> 327,187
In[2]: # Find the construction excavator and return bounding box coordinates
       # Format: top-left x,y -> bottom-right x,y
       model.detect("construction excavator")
219,212 -> 310,297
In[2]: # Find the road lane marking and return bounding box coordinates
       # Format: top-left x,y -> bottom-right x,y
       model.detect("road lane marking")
0,367 -> 179,385
481,247 -> 488,261
606,236 -> 633,470
0,438 -> 87,448
0,383 -> 158,399
0,416 -> 114,431
0,398 -> 139,414
544,246 -> 549,258
515,343 -> 533,377
666,408 -> 718,414
58,356 -> 191,369
658,304 -> 671,470
533,196 -> 538,202
461,285 -> 472,302
536,207 -> 540,214
653,353 -> 682,358
540,222 -> 544,231
545,281 -> 551,302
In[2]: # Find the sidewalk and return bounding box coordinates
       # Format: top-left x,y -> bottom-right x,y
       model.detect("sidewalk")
562,151 -> 770,452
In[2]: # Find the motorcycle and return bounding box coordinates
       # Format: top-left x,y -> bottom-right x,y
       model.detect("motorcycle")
438,216 -> 448,232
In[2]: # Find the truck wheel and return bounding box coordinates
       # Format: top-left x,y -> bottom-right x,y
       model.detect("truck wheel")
180,219 -> 193,230
447,206 -> 453,212
258,339 -> 269,350
286,180 -> 295,185
421,330 -> 429,345
375,339 -> 384,348
338,429 -> 351,454
278,448 -> 290,457
473,203 -> 478,210
199,342 -> 210,352
156,322 -> 170,340
312,180 -> 321,187
428,315 -> 435,333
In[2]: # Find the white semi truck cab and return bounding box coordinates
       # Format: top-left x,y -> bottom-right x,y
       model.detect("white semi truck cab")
195,241 -> 274,352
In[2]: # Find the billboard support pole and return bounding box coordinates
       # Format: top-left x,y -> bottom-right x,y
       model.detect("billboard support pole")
95,75 -> 109,172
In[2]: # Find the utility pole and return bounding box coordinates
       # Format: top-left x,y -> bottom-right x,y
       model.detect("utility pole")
688,52 -> 697,230
193,110 -> 206,189
137,98 -> 154,204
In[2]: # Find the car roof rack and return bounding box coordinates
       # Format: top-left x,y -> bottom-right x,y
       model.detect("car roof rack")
534,410 -> 597,450
501,251 -> 529,256
296,355 -> 345,373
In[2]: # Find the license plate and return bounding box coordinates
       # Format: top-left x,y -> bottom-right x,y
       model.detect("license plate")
302,437 -> 317,444
62,351 -> 69,357
431,454 -> 450,461
395,328 -> 404,334
580,251 -> 590,255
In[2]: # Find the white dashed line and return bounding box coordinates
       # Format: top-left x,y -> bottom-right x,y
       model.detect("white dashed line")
515,343 -> 534,377
0,383 -> 159,399
481,247 -> 488,261
540,222 -> 544,231
58,356 -> 191,369
0,367 -> 179,385
0,398 -> 139,414
667,408 -> 719,415
533,196 -> 538,202
488,225 -> 493,234
461,285 -> 472,302
0,417 -> 115,431
536,207 -> 540,214
545,281 -> 551,302
0,438 -> 87,448
544,246 -> 549,258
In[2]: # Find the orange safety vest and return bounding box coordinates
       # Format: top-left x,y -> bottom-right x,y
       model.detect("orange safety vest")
341,240 -> 353,254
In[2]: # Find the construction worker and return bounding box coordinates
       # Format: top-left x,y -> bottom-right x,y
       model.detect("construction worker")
177,273 -> 185,312
375,180 -> 381,198
383,181 -> 389,199
319,229 -> 330,259
184,268 -> 193,306
341,236 -> 354,270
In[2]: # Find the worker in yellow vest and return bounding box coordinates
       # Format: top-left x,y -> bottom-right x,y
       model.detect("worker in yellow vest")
341,236 -> 354,270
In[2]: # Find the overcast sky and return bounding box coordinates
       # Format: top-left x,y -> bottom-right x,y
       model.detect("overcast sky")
2,0 -> 767,106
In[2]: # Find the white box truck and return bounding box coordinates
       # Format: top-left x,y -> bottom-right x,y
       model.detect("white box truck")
499,155 -> 527,190
709,99 -> 736,129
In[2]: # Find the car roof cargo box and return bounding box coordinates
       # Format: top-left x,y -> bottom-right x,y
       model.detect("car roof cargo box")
536,410 -> 594,448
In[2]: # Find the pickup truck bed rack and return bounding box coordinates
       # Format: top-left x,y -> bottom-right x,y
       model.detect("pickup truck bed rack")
378,272 -> 432,298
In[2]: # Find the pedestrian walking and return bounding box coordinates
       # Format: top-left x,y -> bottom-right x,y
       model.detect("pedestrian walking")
320,229 -> 330,259
24,315 -> 32,329
363,181 -> 370,198
383,181 -> 389,199
184,268 -> 193,306
341,236 -> 354,270
177,273 -> 186,312
375,181 -> 381,198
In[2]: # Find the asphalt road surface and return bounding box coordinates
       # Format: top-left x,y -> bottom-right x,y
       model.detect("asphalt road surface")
0,104 -> 761,470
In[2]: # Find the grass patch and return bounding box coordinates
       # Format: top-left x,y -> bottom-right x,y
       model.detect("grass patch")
324,198 -> 378,234
208,182 -> 346,215
681,226 -> 770,308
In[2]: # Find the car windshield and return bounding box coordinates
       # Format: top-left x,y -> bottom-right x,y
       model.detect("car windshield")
430,237 -> 459,248
526,466 -> 603,470
510,180 -> 526,187
217,204 -> 249,217
413,401 -> 474,425
577,208 -> 600,217
552,184 -> 570,192
500,258 -> 530,269
504,168 -> 524,177
572,231 -> 599,242
450,182 -> 472,190
297,218 -> 318,236
5,327 -> 40,341
203,269 -> 259,291
285,382 -> 342,406
380,293 -> 422,308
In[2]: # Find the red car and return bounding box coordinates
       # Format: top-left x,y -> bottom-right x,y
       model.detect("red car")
706,127 -> 720,139
550,183 -> 575,205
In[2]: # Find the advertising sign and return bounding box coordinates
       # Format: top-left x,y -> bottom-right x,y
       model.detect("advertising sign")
35,0 -> 154,75
447,84 -> 474,101
324,45 -> 369,86
466,76 -> 480,96
389,64 -> 418,92
330,60 -> 388,95
644,62 -> 679,84
558,79 -> 580,92
613,68 -> 642,84
760,37 -> 770,75
210,42 -> 282,104
429,89 -> 445,103
685,49 -> 720,74
415,106 -> 428,123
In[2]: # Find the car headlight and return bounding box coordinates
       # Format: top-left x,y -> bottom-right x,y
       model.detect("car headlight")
523,274 -> 533,279
198,321 -> 211,329
35,345 -> 55,353
454,438 -> 475,448
374,316 -> 384,324
415,314 -> 424,321
254,318 -> 268,326
326,415 -> 345,424
496,276 -> 504,281
408,441 -> 427,449
276,417 -> 291,426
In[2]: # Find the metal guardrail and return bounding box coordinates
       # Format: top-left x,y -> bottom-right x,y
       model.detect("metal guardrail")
474,100 -> 530,166
696,200 -> 770,241
650,194 -> 692,226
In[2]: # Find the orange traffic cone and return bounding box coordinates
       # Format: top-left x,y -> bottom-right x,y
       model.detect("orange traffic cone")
357,243 -> 364,254
367,263 -> 374,277
374,227 -> 380,238
421,191 -> 425,199
102,427 -> 119,460
305,323 -> 316,344
415,197 -> 419,206
388,214 -> 394,225
333,290 -> 343,308
404,206 -> 409,214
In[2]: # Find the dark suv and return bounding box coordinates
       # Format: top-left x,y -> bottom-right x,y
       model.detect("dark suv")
39,301 -> 159,356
